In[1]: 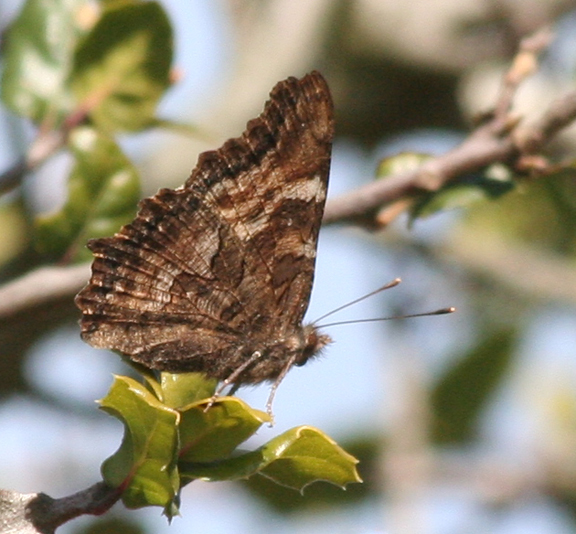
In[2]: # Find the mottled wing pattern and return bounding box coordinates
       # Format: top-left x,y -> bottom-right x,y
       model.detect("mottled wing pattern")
75,72 -> 334,382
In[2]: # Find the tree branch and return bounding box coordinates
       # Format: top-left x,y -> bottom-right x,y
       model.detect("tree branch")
0,264 -> 90,320
0,483 -> 121,534
323,123 -> 516,225
516,90 -> 576,153
323,27 -> 569,227
493,27 -> 553,122
0,129 -> 67,196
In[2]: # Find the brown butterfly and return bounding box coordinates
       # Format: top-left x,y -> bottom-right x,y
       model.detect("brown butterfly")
75,72 -> 335,408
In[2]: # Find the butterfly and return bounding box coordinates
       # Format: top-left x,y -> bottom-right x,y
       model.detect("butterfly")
75,72 -> 334,408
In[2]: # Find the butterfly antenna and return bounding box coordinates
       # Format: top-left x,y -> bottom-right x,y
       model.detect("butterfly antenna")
313,278 -> 402,324
318,307 -> 455,329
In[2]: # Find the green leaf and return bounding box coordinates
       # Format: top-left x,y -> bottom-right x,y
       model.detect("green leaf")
1,0 -> 90,124
34,125 -> 140,261
258,427 -> 362,491
99,376 -> 180,510
178,397 -> 269,463
243,436 -> 377,513
376,152 -> 516,223
376,152 -> 432,179
71,1 -> 173,132
181,426 -> 362,492
430,328 -> 517,444
410,163 -> 516,222
159,372 -> 218,409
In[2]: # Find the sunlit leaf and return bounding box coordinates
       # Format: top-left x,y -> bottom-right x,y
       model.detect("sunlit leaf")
376,152 -> 431,179
1,0 -> 93,125
99,376 -> 180,511
410,163 -> 516,222
34,126 -> 140,261
181,425 -> 362,492
71,1 -> 173,132
178,397 -> 268,463
159,372 -> 218,409
243,437 -> 377,513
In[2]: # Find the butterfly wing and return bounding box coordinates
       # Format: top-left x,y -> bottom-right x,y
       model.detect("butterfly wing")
187,72 -> 334,338
75,72 -> 334,380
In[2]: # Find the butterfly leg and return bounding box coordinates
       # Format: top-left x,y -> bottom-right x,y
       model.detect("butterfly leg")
227,383 -> 241,396
265,353 -> 299,425
203,350 -> 263,412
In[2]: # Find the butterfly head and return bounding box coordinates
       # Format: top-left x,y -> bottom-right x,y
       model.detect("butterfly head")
292,324 -> 332,367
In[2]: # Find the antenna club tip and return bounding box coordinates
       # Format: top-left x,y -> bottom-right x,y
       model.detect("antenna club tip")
436,307 -> 456,315
384,278 -> 401,290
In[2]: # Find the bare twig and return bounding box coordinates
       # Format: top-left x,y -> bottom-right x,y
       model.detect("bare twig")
0,158 -> 28,196
323,29 -> 575,227
0,264 -> 90,319
0,91 -> 94,196
0,129 -> 67,196
323,123 -> 515,224
493,27 -> 553,122
516,90 -> 576,153
0,483 -> 121,534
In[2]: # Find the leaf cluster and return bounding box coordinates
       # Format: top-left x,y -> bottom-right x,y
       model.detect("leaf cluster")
2,0 -> 176,262
100,374 -> 360,517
